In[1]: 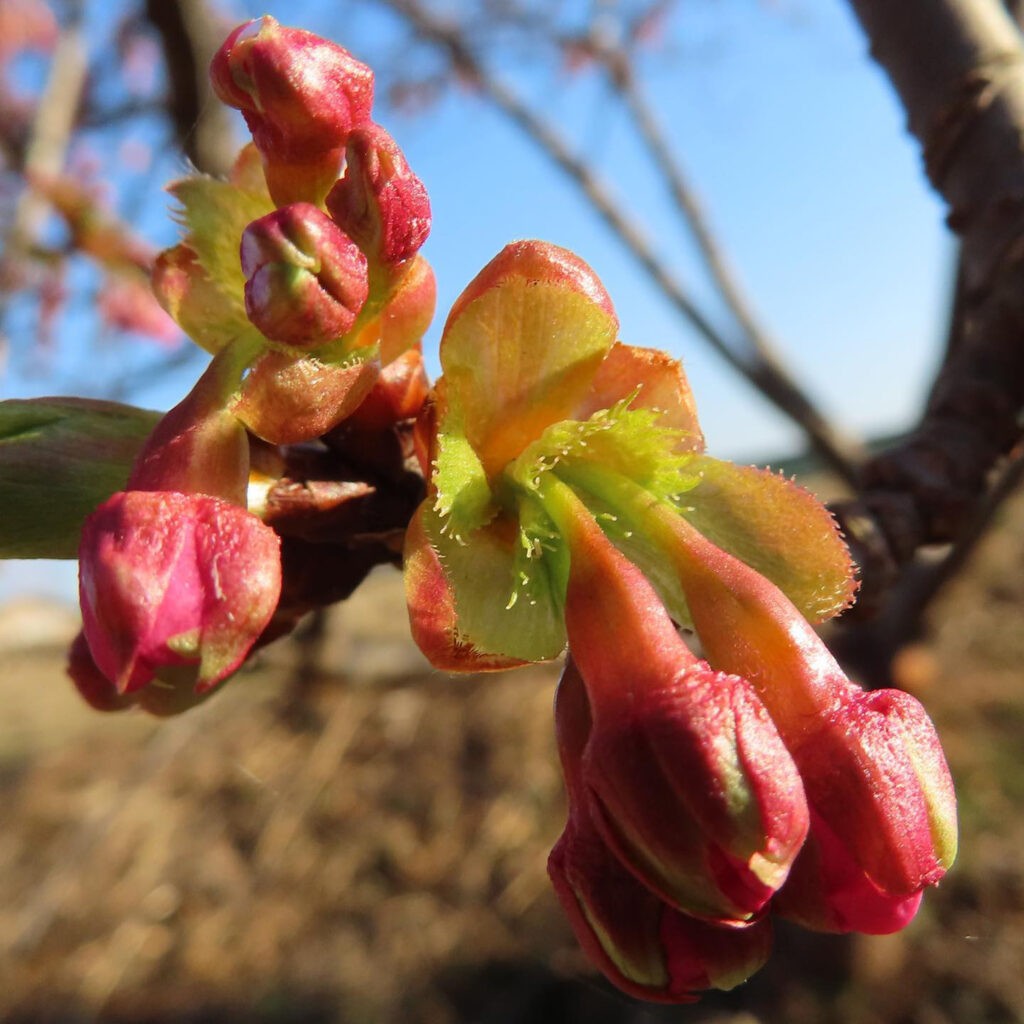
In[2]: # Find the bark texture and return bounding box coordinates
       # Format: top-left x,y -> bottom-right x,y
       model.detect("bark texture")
837,0 -> 1024,608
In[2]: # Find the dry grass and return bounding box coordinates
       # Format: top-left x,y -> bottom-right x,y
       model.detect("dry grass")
1,491 -> 1024,1024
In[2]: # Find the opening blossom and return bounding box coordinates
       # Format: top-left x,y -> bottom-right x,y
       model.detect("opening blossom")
404,240 -> 958,1000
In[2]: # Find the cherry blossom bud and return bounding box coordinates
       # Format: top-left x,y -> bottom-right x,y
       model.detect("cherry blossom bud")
793,687 -> 958,898
545,479 -> 808,923
325,124 -> 430,266
78,490 -> 281,697
774,811 -> 923,935
210,16 -> 374,204
647,506 -> 957,911
241,203 -> 369,348
549,660 -> 774,1002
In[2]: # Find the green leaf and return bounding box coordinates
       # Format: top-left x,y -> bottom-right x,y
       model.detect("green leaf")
442,276 -> 616,477
168,173 -> 273,314
675,456 -> 857,622
0,398 -> 160,558
432,422 -> 495,542
423,502 -> 567,662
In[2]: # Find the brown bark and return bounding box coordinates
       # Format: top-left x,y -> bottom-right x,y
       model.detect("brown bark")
144,0 -> 236,177
835,0 -> 1024,609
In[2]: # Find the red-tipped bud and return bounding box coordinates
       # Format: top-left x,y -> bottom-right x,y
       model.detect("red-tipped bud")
210,16 -> 374,204
78,491 -> 281,698
241,203 -> 369,348
549,663 -> 773,1002
546,482 -> 808,923
325,124 -> 430,266
774,811 -> 924,935
655,509 -> 958,905
794,687 -> 958,897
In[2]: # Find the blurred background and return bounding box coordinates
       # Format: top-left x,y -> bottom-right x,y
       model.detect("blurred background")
1,0 -> 1022,1021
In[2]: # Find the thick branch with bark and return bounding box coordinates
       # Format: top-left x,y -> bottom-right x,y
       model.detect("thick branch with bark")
144,0 -> 236,177
834,0 -> 1024,608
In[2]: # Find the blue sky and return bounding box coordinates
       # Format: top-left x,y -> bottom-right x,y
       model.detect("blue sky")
0,0 -> 953,602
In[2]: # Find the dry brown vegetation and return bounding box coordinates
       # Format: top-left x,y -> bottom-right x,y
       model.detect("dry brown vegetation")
1,486 -> 1024,1024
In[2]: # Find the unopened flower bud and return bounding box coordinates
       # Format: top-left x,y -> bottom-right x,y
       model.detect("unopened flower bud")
210,16 -> 374,204
774,811 -> 924,935
325,124 -> 430,266
550,661 -> 773,1002
241,203 -> 369,348
642,504 -> 957,908
78,490 -> 281,697
544,479 -> 808,923
793,687 -> 958,897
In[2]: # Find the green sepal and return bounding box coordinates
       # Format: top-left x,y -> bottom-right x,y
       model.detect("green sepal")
0,398 -> 160,558
511,398 -> 703,504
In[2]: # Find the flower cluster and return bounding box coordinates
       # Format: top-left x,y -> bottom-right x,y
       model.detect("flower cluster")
404,241 -> 957,1000
71,16 -> 433,712
40,16 -> 957,1003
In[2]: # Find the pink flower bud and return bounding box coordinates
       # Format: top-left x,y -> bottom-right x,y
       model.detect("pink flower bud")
546,482 -> 808,923
325,124 -> 430,266
794,687 -> 958,897
241,203 -> 369,348
774,811 -> 923,935
210,16 -> 374,204
651,508 -> 957,912
549,662 -> 773,1002
78,490 -> 281,697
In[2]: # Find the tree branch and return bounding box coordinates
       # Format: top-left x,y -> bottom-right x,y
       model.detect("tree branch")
144,0 -> 236,176
834,0 -> 1024,608
382,0 -> 865,484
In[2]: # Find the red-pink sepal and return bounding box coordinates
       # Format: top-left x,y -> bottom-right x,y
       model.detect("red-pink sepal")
232,349 -> 379,445
347,349 -> 429,430
210,16 -> 374,204
240,203 -> 369,348
78,491 -> 281,696
773,811 -> 923,935
325,124 -> 430,267
353,255 -> 436,367
402,506 -> 525,673
555,496 -> 808,923
549,663 -> 773,1001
